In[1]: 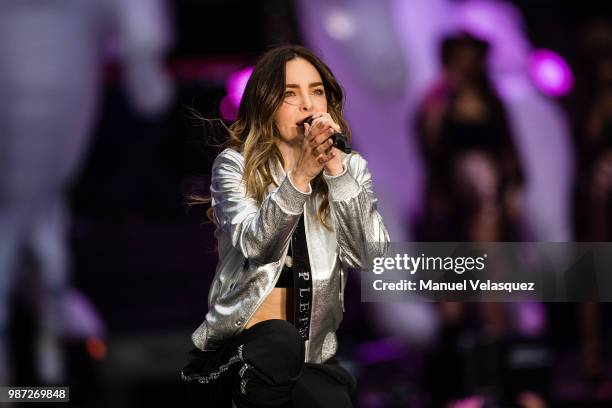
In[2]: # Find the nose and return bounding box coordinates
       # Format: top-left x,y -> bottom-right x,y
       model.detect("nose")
300,93 -> 314,111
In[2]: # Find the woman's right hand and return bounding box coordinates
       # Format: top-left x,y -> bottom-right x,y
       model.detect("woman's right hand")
291,120 -> 337,192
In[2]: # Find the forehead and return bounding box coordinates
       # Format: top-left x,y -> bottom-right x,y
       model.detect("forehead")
284,58 -> 323,84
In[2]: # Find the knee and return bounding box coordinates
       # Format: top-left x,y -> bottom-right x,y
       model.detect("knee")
233,320 -> 304,406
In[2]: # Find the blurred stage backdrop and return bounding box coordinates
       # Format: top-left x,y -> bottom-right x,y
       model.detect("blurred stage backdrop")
2,0 -> 612,406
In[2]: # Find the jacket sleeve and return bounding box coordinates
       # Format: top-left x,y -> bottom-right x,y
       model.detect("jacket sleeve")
210,149 -> 310,265
324,153 -> 390,269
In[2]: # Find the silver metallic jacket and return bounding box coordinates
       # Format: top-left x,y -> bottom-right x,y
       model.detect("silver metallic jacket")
191,148 -> 389,363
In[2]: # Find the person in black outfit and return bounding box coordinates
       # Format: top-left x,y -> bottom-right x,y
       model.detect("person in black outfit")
416,32 -> 524,242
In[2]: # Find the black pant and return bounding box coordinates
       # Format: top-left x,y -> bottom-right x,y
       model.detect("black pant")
182,320 -> 355,408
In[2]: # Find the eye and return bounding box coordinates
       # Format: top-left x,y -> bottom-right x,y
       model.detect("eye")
284,90 -> 296,97
313,88 -> 325,95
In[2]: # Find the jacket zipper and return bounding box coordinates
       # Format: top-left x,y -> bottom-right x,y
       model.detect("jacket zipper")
340,269 -> 345,312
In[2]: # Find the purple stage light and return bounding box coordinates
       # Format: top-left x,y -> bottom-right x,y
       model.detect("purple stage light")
516,302 -> 546,337
220,66 -> 253,121
324,8 -> 356,41
226,66 -> 254,107
529,49 -> 574,97
355,336 -> 409,365
219,95 -> 236,121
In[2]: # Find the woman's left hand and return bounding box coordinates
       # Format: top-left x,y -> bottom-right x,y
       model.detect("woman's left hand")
309,112 -> 344,176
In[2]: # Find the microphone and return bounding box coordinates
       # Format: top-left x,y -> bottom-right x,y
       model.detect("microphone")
297,115 -> 352,154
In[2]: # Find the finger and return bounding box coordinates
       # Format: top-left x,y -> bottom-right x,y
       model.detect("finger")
322,130 -> 336,145
307,129 -> 330,149
321,146 -> 336,162
311,112 -> 328,121
312,138 -> 333,156
311,112 -> 334,123
312,116 -> 332,130
306,121 -> 333,142
312,117 -> 340,136
324,144 -> 337,156
303,122 -> 311,135
313,112 -> 332,121
304,122 -> 316,142
314,115 -> 333,125
316,151 -> 334,165
312,127 -> 336,146
312,140 -> 332,159
321,149 -> 336,163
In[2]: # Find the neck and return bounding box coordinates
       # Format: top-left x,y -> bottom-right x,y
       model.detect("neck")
276,140 -> 301,173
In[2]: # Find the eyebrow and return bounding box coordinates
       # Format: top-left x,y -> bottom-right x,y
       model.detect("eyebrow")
285,82 -> 324,88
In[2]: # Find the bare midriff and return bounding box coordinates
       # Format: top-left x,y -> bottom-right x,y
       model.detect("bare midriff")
245,287 -> 293,329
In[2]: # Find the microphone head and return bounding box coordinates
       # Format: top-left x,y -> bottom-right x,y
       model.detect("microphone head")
296,115 -> 314,127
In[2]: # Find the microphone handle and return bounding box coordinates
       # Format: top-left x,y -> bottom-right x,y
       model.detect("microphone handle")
330,132 -> 352,154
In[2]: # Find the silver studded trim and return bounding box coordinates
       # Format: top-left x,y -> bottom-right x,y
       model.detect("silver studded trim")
180,344 -> 245,384
238,362 -> 251,395
239,363 -> 249,378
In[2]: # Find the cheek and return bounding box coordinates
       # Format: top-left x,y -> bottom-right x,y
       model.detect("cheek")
318,96 -> 328,112
274,106 -> 293,136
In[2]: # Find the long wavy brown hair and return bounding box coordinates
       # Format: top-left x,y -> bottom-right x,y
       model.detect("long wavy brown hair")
190,44 -> 351,229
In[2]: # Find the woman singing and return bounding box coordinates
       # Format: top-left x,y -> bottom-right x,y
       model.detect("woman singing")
181,44 -> 389,407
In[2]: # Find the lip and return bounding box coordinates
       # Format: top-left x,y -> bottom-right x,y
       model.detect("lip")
296,115 -> 313,127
